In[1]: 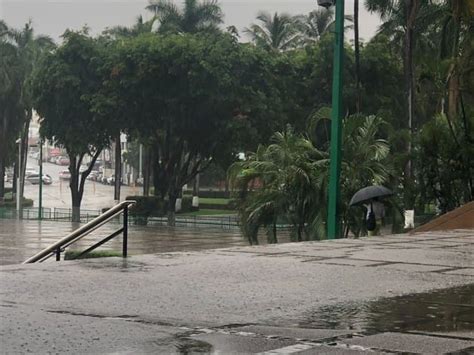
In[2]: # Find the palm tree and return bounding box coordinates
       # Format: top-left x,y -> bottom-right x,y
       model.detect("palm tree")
3,21 -> 54,198
366,0 -> 423,208
229,126 -> 328,244
307,109 -> 394,237
354,0 -> 361,112
244,12 -> 302,51
146,0 -> 223,34
299,8 -> 334,44
104,15 -> 155,38
0,32 -> 23,201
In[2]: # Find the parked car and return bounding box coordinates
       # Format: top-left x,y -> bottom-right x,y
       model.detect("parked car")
25,168 -> 38,177
56,156 -> 70,166
87,170 -> 100,181
59,170 -> 71,180
26,174 -> 53,185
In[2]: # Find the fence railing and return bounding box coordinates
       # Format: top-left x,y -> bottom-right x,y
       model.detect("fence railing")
23,201 -> 135,264
0,206 -> 242,229
0,207 -> 102,222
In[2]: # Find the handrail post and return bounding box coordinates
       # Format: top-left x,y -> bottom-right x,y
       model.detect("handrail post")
123,205 -> 128,258
56,247 -> 61,261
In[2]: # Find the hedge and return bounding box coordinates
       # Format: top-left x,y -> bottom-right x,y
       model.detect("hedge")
183,190 -> 230,199
0,198 -> 34,208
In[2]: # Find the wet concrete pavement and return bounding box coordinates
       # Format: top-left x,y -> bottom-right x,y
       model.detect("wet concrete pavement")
0,229 -> 473,354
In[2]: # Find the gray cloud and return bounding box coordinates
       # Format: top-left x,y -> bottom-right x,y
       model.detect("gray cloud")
1,0 -> 381,43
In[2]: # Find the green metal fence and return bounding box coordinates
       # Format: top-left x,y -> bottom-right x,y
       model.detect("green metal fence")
0,207 -> 241,229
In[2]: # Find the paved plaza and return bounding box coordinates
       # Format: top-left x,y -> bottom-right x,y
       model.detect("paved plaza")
0,227 -> 473,354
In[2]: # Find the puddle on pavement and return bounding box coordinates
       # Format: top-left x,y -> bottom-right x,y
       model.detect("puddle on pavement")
148,335 -> 213,354
300,284 -> 474,334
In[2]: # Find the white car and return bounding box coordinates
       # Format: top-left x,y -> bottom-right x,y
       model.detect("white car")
25,168 -> 38,177
59,170 -> 71,180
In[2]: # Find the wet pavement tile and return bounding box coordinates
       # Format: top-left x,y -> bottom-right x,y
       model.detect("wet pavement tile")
375,263 -> 454,273
442,268 -> 474,276
342,332 -> 474,354
303,258 -> 385,267
188,333 -> 297,353
229,325 -> 352,341
291,345 -> 375,354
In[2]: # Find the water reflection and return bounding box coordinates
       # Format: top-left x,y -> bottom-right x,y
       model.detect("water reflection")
301,284 -> 474,334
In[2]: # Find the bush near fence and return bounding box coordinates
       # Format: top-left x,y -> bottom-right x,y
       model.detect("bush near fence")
183,190 -> 230,199
125,195 -> 194,224
199,201 -> 236,210
0,198 -> 34,208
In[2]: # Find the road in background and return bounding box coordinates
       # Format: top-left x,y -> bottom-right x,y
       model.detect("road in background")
23,158 -> 141,210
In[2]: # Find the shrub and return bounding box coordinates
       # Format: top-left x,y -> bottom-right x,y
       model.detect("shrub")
64,250 -> 122,260
183,190 -> 231,199
0,197 -> 33,208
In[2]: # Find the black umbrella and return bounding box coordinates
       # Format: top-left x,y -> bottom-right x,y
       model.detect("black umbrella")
349,185 -> 393,206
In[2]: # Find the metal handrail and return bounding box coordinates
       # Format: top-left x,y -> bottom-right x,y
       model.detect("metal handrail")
23,200 -> 136,264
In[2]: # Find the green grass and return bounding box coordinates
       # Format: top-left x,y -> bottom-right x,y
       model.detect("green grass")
64,250 -> 123,260
179,209 -> 236,216
199,197 -> 231,205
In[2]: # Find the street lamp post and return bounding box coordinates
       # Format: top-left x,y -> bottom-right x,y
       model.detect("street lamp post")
318,0 -> 345,239
38,139 -> 43,220
15,138 -> 22,217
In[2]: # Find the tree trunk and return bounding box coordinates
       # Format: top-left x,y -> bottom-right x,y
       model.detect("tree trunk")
354,0 -> 361,113
114,133 -> 121,203
143,146 -> 151,196
192,173 -> 200,208
69,156 -> 81,222
403,0 -> 420,209
0,158 -> 4,202
20,113 -> 31,198
168,191 -> 177,226
175,189 -> 182,213
446,2 -> 461,122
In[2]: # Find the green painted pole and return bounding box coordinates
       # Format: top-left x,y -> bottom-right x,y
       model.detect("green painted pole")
327,0 -> 345,239
38,139 -> 43,220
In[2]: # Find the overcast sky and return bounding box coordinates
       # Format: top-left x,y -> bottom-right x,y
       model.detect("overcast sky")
1,0 -> 381,44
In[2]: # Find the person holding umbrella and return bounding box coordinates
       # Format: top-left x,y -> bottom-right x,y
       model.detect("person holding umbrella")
350,186 -> 393,236
364,197 -> 385,236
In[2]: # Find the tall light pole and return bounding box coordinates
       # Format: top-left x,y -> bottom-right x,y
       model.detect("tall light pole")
38,139 -> 43,220
318,0 -> 345,239
15,138 -> 22,217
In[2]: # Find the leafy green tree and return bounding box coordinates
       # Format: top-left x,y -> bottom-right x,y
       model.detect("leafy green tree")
366,0 -> 425,207
244,12 -> 301,51
32,31 -> 113,221
416,113 -> 473,213
98,33 -> 283,225
146,0 -> 223,34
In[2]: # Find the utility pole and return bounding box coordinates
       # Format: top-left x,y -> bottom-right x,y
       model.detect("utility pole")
38,139 -> 43,220
326,0 -> 345,239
